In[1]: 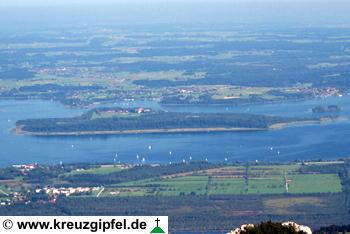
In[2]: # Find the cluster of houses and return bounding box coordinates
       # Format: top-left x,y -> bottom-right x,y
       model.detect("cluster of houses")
36,186 -> 101,198
38,67 -> 89,77
0,199 -> 11,206
297,87 -> 341,98
12,164 -> 38,173
0,191 -> 24,206
99,107 -> 152,115
1,185 -> 102,206
314,87 -> 341,97
0,164 -> 40,206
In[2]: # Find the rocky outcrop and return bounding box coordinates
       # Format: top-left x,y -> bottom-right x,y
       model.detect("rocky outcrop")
228,221 -> 312,234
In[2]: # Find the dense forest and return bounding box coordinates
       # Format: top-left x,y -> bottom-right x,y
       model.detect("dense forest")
0,194 -> 347,232
314,224 -> 350,234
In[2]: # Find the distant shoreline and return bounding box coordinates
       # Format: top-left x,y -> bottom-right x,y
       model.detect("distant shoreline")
14,126 -> 267,136
13,114 -> 343,137
269,120 -> 321,129
13,119 -> 328,136
269,116 -> 346,130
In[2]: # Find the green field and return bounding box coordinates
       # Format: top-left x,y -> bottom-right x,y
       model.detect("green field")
100,165 -> 343,197
155,176 -> 209,196
209,178 -> 246,195
288,174 -> 342,193
248,164 -> 300,175
247,176 -> 286,194
106,176 -> 209,197
66,165 -> 124,176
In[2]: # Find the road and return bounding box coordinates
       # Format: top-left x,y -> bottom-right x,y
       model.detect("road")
96,187 -> 105,198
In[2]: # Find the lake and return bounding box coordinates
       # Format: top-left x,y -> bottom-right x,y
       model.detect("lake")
0,96 -> 349,167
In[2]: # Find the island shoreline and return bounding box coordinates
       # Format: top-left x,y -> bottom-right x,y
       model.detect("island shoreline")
13,126 -> 267,136
13,118 -> 334,136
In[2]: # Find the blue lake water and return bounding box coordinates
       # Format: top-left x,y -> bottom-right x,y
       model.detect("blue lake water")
0,96 -> 350,167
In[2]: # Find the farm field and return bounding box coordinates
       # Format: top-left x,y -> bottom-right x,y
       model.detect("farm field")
0,160 -> 349,231
99,164 -> 343,197
287,174 -> 342,193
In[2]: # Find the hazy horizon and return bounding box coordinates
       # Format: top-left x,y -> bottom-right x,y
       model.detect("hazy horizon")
1,0 -> 350,28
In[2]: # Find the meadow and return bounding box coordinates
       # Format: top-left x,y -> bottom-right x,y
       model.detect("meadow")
99,164 -> 342,197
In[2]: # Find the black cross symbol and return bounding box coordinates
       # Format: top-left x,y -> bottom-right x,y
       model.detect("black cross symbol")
155,218 -> 160,227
